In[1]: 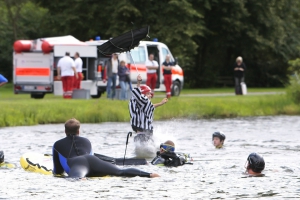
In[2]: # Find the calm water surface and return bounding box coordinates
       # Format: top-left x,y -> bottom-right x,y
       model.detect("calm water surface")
0,116 -> 300,199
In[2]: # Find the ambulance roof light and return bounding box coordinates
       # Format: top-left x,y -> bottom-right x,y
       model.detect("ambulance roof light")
153,38 -> 158,42
95,36 -> 101,41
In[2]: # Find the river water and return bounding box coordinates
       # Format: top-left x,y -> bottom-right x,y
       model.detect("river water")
0,116 -> 299,199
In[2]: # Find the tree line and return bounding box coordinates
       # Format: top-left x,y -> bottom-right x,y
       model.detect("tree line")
1,0 -> 300,87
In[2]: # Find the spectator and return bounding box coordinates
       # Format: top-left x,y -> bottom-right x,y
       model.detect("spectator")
234,56 -> 246,95
145,54 -> 158,95
73,52 -> 83,89
57,52 -> 77,99
105,53 -> 119,99
0,74 -> 8,88
162,55 -> 174,99
118,60 -> 129,100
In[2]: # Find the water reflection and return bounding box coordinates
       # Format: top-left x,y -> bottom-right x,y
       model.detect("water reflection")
0,116 -> 299,199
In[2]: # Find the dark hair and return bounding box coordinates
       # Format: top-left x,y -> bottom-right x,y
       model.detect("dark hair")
65,52 -> 70,56
65,118 -> 80,135
75,52 -> 80,57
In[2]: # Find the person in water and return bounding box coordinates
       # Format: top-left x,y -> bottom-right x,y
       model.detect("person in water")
0,151 -> 4,163
212,132 -> 226,148
52,118 -> 159,178
129,74 -> 168,142
151,140 -> 188,167
245,153 -> 265,176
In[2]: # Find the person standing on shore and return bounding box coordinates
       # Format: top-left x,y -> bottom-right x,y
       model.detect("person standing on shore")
162,55 -> 174,99
105,53 -> 119,99
118,60 -> 129,100
145,54 -> 158,96
233,56 -> 246,95
73,52 -> 83,89
57,52 -> 77,99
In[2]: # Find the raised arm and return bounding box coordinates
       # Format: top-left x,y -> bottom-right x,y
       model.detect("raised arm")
153,98 -> 168,108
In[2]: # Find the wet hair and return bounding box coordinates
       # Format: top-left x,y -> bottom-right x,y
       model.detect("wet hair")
247,153 -> 265,173
212,132 -> 226,141
65,118 -> 80,136
65,52 -> 70,56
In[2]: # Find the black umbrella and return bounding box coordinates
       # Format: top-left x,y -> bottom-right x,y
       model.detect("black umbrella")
98,26 -> 150,55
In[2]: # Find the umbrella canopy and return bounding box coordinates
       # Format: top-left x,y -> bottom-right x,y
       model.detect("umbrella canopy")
98,26 -> 150,55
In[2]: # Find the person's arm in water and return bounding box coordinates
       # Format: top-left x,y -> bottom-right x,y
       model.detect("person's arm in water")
52,144 -> 64,175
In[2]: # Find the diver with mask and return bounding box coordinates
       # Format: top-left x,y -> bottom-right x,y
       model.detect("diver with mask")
151,140 -> 191,167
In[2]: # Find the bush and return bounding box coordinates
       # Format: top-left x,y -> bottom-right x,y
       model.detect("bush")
286,74 -> 300,104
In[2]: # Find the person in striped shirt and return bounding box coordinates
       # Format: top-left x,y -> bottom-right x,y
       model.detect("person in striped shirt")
129,74 -> 168,142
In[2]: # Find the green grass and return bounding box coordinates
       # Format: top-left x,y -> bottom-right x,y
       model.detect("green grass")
0,84 -> 297,127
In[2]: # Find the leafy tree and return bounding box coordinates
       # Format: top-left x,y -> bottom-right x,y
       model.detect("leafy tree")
0,0 -> 48,79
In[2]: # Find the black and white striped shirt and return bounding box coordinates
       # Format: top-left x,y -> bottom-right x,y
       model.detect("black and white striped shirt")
129,87 -> 155,132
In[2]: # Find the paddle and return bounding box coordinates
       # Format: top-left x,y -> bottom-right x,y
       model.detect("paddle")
123,132 -> 132,166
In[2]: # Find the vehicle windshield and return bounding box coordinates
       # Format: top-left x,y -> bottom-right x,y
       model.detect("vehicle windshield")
127,47 -> 146,64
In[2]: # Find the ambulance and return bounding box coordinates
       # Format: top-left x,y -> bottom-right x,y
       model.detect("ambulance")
13,36 -> 184,99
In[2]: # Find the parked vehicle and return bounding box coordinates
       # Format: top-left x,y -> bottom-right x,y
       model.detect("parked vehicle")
13,36 -> 184,99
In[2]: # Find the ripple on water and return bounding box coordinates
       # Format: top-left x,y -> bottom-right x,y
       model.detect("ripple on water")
0,116 -> 300,199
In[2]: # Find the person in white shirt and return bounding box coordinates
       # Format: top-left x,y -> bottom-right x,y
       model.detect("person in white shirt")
73,52 -> 83,89
57,52 -> 77,99
145,54 -> 158,95
104,53 -> 119,99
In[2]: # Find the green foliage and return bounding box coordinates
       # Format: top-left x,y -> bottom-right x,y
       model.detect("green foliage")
286,74 -> 300,104
0,0 -> 48,79
0,86 -> 298,127
1,0 -> 300,87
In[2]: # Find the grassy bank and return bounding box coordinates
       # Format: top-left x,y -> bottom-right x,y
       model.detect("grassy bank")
0,91 -> 299,127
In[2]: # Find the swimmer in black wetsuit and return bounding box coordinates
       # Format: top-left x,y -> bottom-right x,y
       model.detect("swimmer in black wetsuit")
52,118 -> 160,178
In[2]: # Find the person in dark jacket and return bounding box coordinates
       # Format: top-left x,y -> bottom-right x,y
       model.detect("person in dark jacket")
118,61 -> 130,100
234,56 -> 246,95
